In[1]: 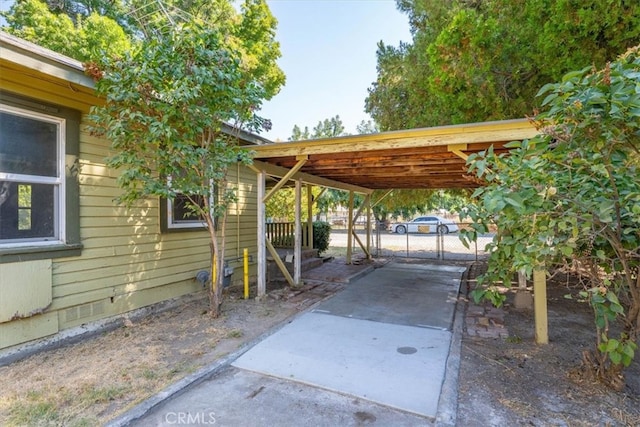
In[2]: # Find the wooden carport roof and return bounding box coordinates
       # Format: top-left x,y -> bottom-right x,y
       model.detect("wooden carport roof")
252,119 -> 539,190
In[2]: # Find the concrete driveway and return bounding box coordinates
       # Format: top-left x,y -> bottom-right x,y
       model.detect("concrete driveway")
130,261 -> 466,426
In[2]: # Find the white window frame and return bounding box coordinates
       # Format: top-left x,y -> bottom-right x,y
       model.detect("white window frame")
165,177 -> 215,230
0,104 -> 66,247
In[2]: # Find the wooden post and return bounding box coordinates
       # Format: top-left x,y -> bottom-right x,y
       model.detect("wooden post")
257,170 -> 266,298
346,190 -> 354,264
306,184 -> 313,249
514,269 -> 533,310
365,194 -> 371,259
533,268 -> 548,344
294,179 -> 302,286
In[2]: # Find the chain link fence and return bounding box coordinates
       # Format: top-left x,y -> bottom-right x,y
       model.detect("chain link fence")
328,223 -> 494,261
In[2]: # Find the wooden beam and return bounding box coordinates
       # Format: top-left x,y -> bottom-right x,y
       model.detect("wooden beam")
280,157 -> 467,172
294,179 -> 302,287
534,269 -> 549,344
252,160 -> 372,195
257,170 -> 266,298
313,164 -> 467,177
345,179 -> 478,190
306,185 -> 313,250
315,187 -> 327,201
372,190 -> 393,208
366,195 -> 371,259
252,119 -> 537,158
270,152 -> 459,168
346,191 -> 354,265
266,239 -> 295,287
448,143 -> 469,161
352,229 -> 370,258
262,156 -> 308,203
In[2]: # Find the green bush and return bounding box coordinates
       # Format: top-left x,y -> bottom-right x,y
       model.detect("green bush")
313,221 -> 331,254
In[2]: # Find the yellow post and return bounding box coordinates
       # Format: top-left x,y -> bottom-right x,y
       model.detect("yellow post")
243,248 -> 249,300
533,268 -> 548,344
212,254 -> 217,291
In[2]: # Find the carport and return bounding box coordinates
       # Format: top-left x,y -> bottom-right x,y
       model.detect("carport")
247,118 -> 549,344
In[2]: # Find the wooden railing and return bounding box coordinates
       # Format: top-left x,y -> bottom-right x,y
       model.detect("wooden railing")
266,222 -> 310,248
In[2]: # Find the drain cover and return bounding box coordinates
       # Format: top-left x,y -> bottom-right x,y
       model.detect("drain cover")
397,346 -> 417,355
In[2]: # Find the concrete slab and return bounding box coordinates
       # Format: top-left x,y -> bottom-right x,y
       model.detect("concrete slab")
232,262 -> 466,419
135,368 -> 432,427
116,261 -> 467,427
315,262 -> 465,330
232,312 -> 450,418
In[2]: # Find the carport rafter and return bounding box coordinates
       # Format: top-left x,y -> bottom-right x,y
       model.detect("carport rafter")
251,119 -> 536,190
250,118 -> 549,345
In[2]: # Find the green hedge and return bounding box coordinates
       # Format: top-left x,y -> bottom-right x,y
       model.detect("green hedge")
313,221 -> 331,254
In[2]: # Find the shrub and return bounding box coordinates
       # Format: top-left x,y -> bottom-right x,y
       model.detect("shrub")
313,221 -> 331,254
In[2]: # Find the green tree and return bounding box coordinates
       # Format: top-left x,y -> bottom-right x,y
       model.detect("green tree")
367,0 -> 640,130
3,0 -> 285,101
88,23 -> 268,317
234,0 -> 285,100
462,49 -> 640,389
43,0 -> 137,32
355,119 -> 378,135
272,116 -> 349,221
289,124 -> 311,142
311,115 -> 346,139
2,0 -> 131,62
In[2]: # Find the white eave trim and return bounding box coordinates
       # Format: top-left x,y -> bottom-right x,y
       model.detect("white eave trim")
0,31 -> 94,90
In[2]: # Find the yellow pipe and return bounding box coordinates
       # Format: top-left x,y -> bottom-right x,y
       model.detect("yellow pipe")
212,254 -> 217,292
243,248 -> 249,300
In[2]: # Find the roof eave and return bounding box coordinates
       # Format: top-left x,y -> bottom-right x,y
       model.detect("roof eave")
1,31 -> 95,90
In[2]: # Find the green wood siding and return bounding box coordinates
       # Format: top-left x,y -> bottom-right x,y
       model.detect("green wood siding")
0,58 -> 259,349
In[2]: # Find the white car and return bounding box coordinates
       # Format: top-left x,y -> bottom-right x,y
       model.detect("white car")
390,215 -> 459,234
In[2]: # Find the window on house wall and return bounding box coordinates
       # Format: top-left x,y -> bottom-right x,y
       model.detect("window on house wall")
0,105 -> 64,243
0,93 -> 81,261
160,177 -> 217,232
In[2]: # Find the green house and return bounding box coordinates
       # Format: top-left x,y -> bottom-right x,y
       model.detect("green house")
0,32 -> 265,352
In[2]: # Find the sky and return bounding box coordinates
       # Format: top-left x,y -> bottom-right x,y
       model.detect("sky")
259,0 -> 411,141
0,0 -> 412,141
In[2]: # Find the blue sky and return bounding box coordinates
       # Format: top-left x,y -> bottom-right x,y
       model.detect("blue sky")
260,0 -> 411,141
0,0 -> 411,141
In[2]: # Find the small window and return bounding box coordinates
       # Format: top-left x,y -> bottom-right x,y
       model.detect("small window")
0,105 -> 64,245
166,194 -> 207,229
160,178 -> 217,232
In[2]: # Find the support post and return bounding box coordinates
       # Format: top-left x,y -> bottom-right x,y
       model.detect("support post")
243,248 -> 249,300
346,190 -> 354,264
294,179 -> 302,286
514,269 -> 533,310
533,268 -> 548,344
365,194 -> 371,259
257,170 -> 266,298
306,184 -> 313,249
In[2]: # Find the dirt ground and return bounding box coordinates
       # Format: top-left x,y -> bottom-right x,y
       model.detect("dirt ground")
0,281 -> 345,426
457,263 -> 640,426
1,260 -> 640,426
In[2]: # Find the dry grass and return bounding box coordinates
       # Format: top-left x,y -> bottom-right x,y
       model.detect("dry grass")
1,286 -> 334,426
